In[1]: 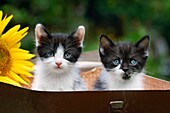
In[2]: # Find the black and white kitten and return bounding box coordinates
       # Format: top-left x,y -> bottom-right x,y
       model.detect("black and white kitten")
94,35 -> 150,90
31,24 -> 86,91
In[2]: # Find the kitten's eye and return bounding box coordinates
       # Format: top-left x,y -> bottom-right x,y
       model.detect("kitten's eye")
112,59 -> 120,66
64,52 -> 72,59
46,52 -> 54,57
130,59 -> 138,66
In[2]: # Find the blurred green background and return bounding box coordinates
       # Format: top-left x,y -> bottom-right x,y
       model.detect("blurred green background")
1,0 -> 170,80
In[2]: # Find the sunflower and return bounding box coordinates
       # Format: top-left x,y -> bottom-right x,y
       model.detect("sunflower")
0,11 -> 35,87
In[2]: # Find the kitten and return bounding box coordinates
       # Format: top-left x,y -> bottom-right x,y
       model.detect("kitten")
31,24 -> 86,91
94,35 -> 150,90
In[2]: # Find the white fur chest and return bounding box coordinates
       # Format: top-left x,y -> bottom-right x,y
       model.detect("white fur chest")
32,60 -> 78,91
100,69 -> 144,90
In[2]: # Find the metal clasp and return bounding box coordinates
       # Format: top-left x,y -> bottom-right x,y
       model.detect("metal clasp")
110,101 -> 124,113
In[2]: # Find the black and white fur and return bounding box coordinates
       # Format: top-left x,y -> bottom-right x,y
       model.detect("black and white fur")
94,35 -> 150,90
31,24 -> 86,91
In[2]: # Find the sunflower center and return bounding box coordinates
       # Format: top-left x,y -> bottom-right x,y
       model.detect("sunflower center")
0,40 -> 11,76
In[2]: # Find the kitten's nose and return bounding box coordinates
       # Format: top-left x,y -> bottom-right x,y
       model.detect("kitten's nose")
121,68 -> 128,72
56,62 -> 62,67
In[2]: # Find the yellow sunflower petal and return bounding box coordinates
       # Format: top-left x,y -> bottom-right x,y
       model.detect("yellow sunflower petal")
8,31 -> 28,48
12,63 -> 34,72
0,11 -> 2,21
1,25 -> 21,41
11,66 -> 33,77
18,27 -> 29,35
10,48 -> 29,54
7,27 -> 28,43
0,76 -> 21,87
0,11 -> 4,28
13,60 -> 34,67
11,42 -> 21,48
2,14 -> 7,20
9,71 -> 29,85
0,15 -> 13,35
12,53 -> 35,60
20,74 -> 31,83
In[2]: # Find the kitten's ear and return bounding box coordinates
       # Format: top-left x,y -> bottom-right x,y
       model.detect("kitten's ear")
35,23 -> 51,47
135,35 -> 150,56
99,34 -> 114,55
72,25 -> 85,47
135,35 -> 150,50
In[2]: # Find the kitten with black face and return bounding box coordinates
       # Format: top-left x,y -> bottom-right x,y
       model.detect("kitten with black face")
31,24 -> 86,91
94,35 -> 150,90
